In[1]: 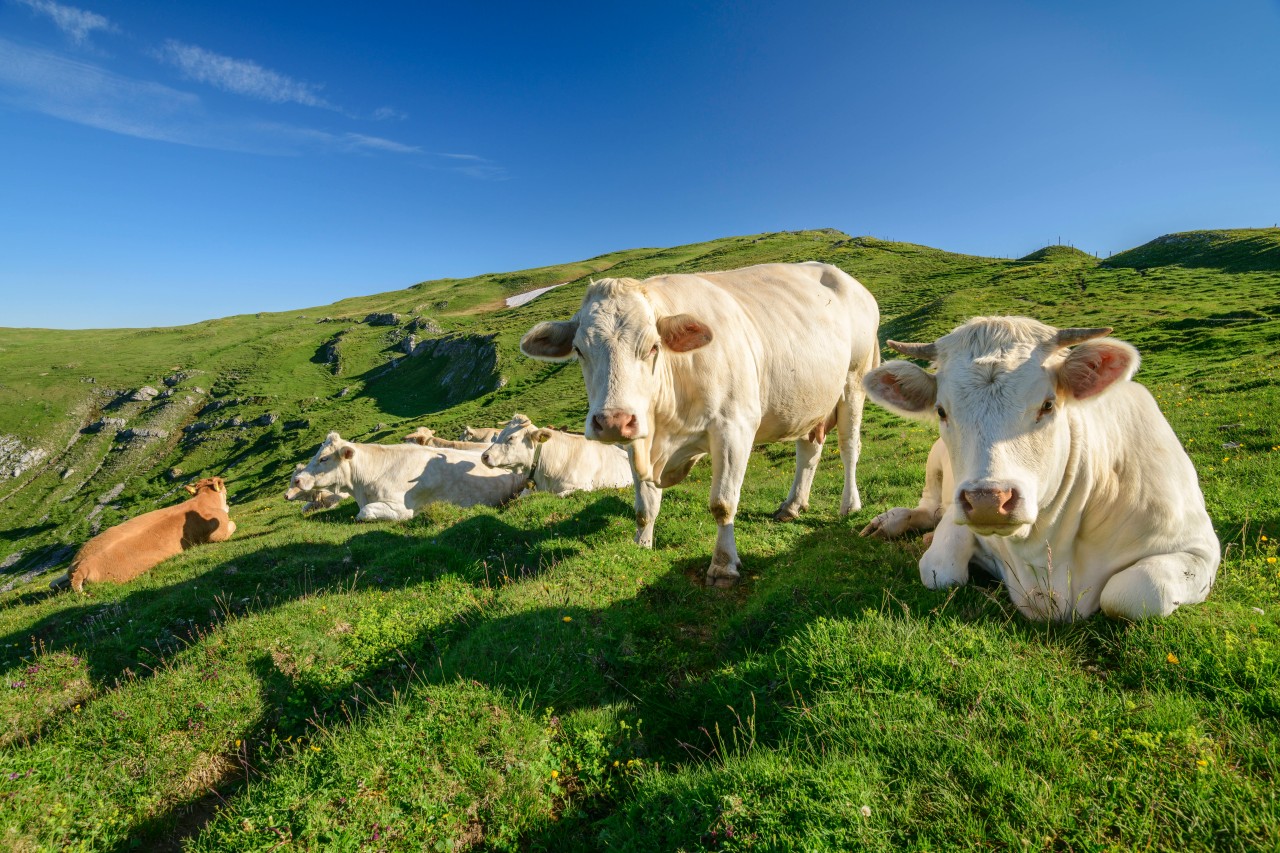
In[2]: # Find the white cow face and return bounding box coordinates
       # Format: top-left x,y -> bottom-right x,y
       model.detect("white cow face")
297,432 -> 356,492
480,423 -> 550,471
520,279 -> 713,442
864,317 -> 1137,538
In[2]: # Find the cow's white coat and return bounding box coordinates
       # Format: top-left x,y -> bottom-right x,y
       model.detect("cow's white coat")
521,262 -> 880,586
481,414 -> 633,496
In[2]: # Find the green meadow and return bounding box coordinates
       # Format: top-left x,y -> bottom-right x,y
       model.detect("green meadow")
0,228 -> 1277,851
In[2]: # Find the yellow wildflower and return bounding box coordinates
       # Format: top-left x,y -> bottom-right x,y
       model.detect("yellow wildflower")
562,616 -> 572,623
551,770 -> 559,779
1166,652 -> 1180,664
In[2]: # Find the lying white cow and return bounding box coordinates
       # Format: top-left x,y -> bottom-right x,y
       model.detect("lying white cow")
861,316 -> 1219,621
521,262 -> 880,586
403,426 -> 492,452
481,413 -> 633,495
295,432 -> 524,520
460,425 -> 501,442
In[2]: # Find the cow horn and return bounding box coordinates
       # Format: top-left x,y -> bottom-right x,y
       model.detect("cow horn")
886,340 -> 938,360
1054,327 -> 1112,348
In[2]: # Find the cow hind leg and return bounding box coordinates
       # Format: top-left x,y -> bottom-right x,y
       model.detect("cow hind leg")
706,427 -> 752,587
356,502 -> 413,521
774,436 -> 824,521
836,374 -> 867,515
1099,551 -> 1216,620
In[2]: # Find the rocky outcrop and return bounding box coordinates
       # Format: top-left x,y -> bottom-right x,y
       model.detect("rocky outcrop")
130,386 -> 160,402
119,428 -> 169,441
85,417 -> 128,433
0,435 -> 47,479
409,334 -> 502,406
364,312 -> 404,327
253,412 -> 279,427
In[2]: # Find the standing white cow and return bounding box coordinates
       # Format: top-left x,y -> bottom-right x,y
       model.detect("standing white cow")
295,433 -> 524,520
520,262 -> 880,586
860,316 -> 1219,621
481,413 -> 633,495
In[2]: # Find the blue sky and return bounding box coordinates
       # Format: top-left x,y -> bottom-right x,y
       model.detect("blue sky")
2,0 -> 1278,329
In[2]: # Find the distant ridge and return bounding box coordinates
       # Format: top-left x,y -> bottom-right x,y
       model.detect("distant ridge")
1103,228 -> 1280,273
1018,245 -> 1096,263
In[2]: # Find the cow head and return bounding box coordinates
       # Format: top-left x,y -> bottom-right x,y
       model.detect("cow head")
520,278 -> 713,442
296,432 -> 356,493
481,417 -> 552,471
403,426 -> 435,446
186,476 -> 229,510
285,463 -> 309,500
863,317 -> 1137,537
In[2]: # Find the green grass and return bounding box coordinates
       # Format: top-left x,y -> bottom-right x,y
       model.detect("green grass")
0,228 -> 1278,850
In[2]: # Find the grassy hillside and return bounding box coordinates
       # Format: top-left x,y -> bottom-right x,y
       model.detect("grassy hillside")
0,228 -> 1278,850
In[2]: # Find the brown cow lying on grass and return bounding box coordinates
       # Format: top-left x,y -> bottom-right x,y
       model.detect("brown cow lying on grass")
51,477 -> 237,592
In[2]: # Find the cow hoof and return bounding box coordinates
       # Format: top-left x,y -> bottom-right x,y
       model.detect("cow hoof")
706,573 -> 740,588
773,506 -> 801,523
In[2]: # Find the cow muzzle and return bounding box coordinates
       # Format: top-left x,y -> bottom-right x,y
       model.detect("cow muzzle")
480,451 -> 493,467
589,409 -> 640,442
957,482 -> 1027,533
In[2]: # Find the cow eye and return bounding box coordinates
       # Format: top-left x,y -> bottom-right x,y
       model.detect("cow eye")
1041,400 -> 1055,413
648,343 -> 658,358
936,406 -> 948,421
572,345 -> 584,358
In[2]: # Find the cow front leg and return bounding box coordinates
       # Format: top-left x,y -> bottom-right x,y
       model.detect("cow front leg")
917,507 -> 977,589
706,428 -> 752,588
774,437 -> 824,521
1099,549 -> 1218,620
633,478 -> 663,548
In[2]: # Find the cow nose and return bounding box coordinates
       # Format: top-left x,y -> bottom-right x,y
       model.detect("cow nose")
591,410 -> 638,441
481,452 -> 490,466
958,485 -> 1020,525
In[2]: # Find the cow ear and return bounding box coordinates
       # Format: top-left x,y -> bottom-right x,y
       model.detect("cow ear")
535,428 -> 554,444
863,361 -> 938,419
656,314 -> 713,353
340,445 -> 355,460
185,484 -> 198,495
1059,338 -> 1139,400
521,320 -> 579,362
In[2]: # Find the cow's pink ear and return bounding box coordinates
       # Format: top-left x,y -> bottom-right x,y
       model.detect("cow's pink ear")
535,428 -> 554,444
340,445 -> 355,460
185,484 -> 198,495
521,320 -> 579,362
1059,339 -> 1139,400
863,361 -> 937,418
656,314 -> 713,353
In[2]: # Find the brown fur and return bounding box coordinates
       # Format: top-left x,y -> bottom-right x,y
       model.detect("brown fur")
61,477 -> 236,592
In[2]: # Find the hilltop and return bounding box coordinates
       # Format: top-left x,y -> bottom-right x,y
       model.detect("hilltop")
0,227 -> 1277,850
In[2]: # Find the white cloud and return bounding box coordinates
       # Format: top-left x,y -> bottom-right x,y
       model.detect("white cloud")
13,0 -> 117,45
0,38 -> 431,159
372,105 -> 407,121
439,152 -> 507,180
156,39 -> 334,110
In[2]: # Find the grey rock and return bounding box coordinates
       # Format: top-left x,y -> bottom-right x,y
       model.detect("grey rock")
120,428 -> 169,441
364,312 -> 404,326
130,386 -> 160,402
184,421 -> 212,434
168,467 -> 184,480
284,419 -> 309,431
253,412 -> 279,427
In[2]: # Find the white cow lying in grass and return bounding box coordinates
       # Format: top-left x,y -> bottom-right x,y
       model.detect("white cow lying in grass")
403,426 -> 492,452
480,413 -> 633,496
861,316 -> 1219,621
460,425 -> 501,442
295,432 -> 524,520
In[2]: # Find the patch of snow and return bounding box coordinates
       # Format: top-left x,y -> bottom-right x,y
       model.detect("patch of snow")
506,283 -> 567,308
